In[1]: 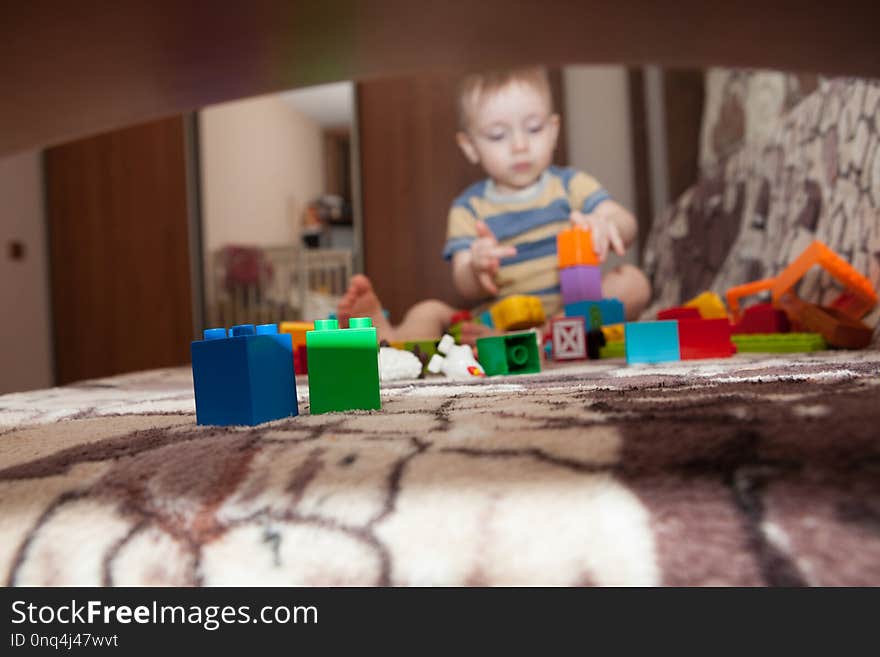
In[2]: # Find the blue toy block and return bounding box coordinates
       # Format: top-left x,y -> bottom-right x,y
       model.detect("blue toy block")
191,323 -> 298,426
624,321 -> 681,364
478,310 -> 495,328
564,298 -> 625,327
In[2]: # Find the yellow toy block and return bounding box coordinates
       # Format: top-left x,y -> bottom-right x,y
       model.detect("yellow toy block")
279,321 -> 314,348
490,295 -> 546,331
683,292 -> 728,319
601,323 -> 625,342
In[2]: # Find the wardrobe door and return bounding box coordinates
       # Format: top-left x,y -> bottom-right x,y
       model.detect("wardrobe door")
45,116 -> 195,384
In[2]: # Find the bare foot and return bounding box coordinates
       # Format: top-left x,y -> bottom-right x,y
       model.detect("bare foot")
337,274 -> 396,341
458,320 -> 498,347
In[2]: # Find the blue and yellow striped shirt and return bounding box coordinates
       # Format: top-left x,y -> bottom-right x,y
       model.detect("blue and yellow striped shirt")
442,165 -> 610,316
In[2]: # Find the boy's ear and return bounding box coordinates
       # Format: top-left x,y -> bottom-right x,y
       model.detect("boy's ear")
456,131 -> 480,165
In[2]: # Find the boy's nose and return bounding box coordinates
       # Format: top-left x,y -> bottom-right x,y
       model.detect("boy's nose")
511,130 -> 528,152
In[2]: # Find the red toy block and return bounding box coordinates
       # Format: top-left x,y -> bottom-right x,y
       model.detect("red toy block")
678,318 -> 736,360
551,317 -> 587,361
450,310 -> 472,325
777,293 -> 873,349
732,302 -> 791,334
657,306 -> 701,321
294,344 -> 308,375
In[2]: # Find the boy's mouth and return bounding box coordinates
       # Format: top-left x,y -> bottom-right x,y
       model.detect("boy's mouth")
512,162 -> 532,172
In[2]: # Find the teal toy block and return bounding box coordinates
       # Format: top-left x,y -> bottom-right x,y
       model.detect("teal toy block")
564,298 -> 625,327
476,331 -> 541,376
306,317 -> 381,414
478,310 -> 494,328
191,323 -> 298,426
625,321 -> 681,364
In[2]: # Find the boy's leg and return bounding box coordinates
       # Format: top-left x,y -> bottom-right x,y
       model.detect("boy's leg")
337,274 -> 458,342
393,300 -> 458,342
601,264 -> 652,320
337,274 -> 396,340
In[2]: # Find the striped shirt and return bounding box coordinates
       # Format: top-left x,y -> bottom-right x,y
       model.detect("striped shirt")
442,165 -> 610,316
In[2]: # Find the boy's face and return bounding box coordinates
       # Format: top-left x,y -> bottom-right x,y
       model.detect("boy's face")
457,82 -> 560,194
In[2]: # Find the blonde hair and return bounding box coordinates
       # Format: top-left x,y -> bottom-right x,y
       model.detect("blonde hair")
457,67 -> 553,131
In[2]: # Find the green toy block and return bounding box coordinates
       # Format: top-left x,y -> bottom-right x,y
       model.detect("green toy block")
599,340 -> 626,359
476,331 -> 541,376
403,339 -> 439,361
731,332 -> 827,353
306,317 -> 381,414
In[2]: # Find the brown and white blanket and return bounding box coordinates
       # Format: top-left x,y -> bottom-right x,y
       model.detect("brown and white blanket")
1,351 -> 879,586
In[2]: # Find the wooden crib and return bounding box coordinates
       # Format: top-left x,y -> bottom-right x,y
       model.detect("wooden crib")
207,245 -> 352,328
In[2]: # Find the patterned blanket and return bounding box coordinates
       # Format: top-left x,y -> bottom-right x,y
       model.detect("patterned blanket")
2,352 -> 879,586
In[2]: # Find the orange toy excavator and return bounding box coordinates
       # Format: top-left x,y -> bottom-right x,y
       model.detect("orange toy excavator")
725,240 -> 877,348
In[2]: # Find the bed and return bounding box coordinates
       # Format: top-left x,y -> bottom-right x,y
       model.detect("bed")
2,3 -> 880,586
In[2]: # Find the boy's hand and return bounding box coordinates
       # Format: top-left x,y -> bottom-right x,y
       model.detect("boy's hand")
471,220 -> 517,295
569,210 -> 625,262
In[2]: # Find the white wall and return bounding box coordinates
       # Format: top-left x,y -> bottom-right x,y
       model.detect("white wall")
563,65 -> 638,267
200,94 -> 325,298
0,151 -> 53,393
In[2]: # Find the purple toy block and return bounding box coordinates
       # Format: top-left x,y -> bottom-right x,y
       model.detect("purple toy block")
560,265 -> 602,305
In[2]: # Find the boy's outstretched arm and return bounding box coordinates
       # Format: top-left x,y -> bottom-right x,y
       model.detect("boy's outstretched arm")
570,199 -> 638,262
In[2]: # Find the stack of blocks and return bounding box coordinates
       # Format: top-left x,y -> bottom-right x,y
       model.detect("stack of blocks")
279,321 -> 313,375
306,317 -> 381,414
191,323 -> 298,426
553,226 -> 625,359
557,226 -> 602,306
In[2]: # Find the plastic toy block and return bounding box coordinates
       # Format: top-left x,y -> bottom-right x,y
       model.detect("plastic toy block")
771,240 -> 877,320
601,323 -> 625,342
725,278 -> 775,321
683,291 -> 729,319
624,321 -> 680,364
777,294 -> 873,349
599,340 -> 626,359
550,317 -> 587,361
279,321 -> 314,348
478,310 -> 494,328
557,226 -> 599,267
191,323 -> 298,426
586,328 -> 606,359
731,302 -> 790,334
565,298 -> 625,327
306,317 -> 380,414
279,321 -> 314,375
489,294 -> 546,331
449,310 -> 472,325
476,331 -> 542,376
657,306 -> 701,321
294,344 -> 308,375
560,265 -> 603,305
677,318 -> 736,360
731,332 -> 827,353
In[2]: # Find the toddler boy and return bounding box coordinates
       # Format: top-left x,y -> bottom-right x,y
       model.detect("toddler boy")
339,67 -> 651,343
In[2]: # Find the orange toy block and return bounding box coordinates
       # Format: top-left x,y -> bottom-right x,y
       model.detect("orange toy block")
279,321 -> 314,348
557,226 -> 599,268
771,240 -> 877,320
726,279 -> 775,322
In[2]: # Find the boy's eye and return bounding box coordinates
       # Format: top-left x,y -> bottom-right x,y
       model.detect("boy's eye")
486,132 -> 506,142
527,122 -> 545,134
